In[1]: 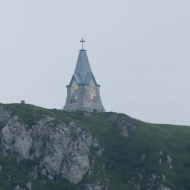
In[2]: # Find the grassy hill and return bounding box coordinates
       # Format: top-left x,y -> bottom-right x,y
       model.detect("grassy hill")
0,103 -> 190,190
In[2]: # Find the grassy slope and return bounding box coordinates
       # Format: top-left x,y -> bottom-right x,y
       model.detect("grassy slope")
0,103 -> 190,190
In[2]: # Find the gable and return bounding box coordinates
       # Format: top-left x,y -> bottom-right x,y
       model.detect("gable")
67,72 -> 100,87
84,72 -> 100,86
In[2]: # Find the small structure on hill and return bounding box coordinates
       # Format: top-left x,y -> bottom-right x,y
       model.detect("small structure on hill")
21,100 -> 25,104
63,39 -> 105,112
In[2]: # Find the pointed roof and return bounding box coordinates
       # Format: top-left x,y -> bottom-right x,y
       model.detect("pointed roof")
67,39 -> 100,87
70,49 -> 100,87
74,49 -> 92,82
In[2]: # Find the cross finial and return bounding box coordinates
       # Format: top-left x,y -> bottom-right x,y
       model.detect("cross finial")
80,38 -> 85,50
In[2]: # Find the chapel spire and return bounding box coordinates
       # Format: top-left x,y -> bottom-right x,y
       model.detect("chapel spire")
63,39 -> 105,112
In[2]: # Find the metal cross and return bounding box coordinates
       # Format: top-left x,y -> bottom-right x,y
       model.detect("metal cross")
80,38 -> 85,49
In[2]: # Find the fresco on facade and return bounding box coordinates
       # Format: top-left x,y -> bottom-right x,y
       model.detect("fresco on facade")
70,80 -> 79,103
88,80 -> 97,103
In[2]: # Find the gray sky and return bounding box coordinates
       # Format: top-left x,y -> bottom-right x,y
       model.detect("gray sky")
0,1 -> 190,126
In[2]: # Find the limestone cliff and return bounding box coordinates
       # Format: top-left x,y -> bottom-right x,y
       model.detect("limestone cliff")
0,106 -> 100,185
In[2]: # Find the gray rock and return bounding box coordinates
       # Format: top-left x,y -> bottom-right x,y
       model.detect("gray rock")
158,184 -> 171,190
1,116 -> 33,159
162,175 -> 166,181
103,174 -> 109,182
14,185 -> 24,190
110,114 -> 134,137
142,154 -> 146,160
41,168 -> 47,176
92,138 -> 99,147
8,174 -> 11,181
166,154 -> 172,169
29,166 -> 38,180
96,147 -> 104,157
83,112 -> 91,117
26,181 -> 32,190
0,115 -> 97,184
119,126 -> 128,137
166,154 -> 172,164
138,173 -> 143,180
48,175 -> 54,180
96,150 -> 102,156
151,174 -> 157,182
40,180 -> 46,184
88,170 -> 93,176
85,181 -> 114,190
132,126 -> 137,130
0,106 -> 11,123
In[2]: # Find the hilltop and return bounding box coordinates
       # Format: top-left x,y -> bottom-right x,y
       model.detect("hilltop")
0,103 -> 189,190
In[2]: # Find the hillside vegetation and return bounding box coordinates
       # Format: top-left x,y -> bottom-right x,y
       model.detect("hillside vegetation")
0,103 -> 189,190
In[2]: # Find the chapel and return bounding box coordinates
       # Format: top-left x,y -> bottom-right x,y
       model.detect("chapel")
63,39 -> 105,112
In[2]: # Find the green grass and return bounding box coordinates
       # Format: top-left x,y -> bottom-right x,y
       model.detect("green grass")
0,103 -> 190,189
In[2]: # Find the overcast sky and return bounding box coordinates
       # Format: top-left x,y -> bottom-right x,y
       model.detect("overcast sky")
0,1 -> 190,126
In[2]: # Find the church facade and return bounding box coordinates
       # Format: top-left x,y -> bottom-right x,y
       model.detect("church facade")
63,39 -> 105,112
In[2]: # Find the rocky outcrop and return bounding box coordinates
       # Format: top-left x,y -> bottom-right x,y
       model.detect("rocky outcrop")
1,116 -> 33,159
129,172 -> 171,190
110,114 -> 136,137
85,181 -> 114,190
166,154 -> 172,169
0,107 -> 99,184
14,185 -> 24,190
13,182 -> 33,190
158,185 -> 171,190
0,106 -> 11,124
26,181 -> 32,190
